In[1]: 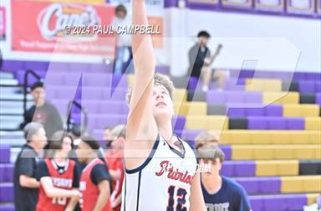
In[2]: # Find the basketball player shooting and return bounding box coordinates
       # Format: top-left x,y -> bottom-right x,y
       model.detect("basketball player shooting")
122,0 -> 206,210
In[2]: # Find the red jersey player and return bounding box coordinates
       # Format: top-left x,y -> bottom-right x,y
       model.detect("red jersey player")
105,125 -> 125,211
36,131 -> 81,211
77,136 -> 112,211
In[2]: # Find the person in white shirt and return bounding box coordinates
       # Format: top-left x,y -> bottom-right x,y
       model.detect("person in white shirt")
112,4 -> 133,75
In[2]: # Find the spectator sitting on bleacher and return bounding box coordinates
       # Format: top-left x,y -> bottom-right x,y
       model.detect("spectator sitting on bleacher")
198,145 -> 252,211
21,81 -> 63,139
14,122 -> 47,211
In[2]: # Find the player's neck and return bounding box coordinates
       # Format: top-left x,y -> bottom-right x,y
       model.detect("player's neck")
35,100 -> 45,107
158,121 -> 173,143
202,174 -> 222,194
86,155 -> 98,164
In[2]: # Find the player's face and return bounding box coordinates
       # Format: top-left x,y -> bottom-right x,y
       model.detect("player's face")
61,137 -> 72,156
152,84 -> 174,121
199,37 -> 209,46
31,87 -> 45,104
116,11 -> 126,19
34,128 -> 47,149
76,141 -> 91,163
202,158 -> 222,177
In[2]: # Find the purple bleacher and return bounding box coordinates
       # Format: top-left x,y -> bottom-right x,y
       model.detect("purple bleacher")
47,86 -> 81,100
47,62 -> 70,72
286,118 -> 305,130
81,101 -> 129,114
82,73 -> 128,88
187,77 -> 199,90
0,164 -> 13,183
270,72 -> 293,81
24,61 -> 49,70
0,204 -> 14,211
316,93 -> 321,105
223,79 -> 246,90
226,104 -> 282,117
220,145 -> 231,160
85,115 -> 127,130
305,72 -> 321,81
299,81 -> 316,93
82,87 -> 127,101
293,72 -> 307,81
250,197 -> 264,211
238,69 -> 254,79
156,65 -> 170,75
16,69 -> 46,85
2,60 -> 24,71
265,105 -> 283,116
235,177 -> 281,195
221,161 -> 255,177
172,116 -> 186,132
69,63 -> 91,72
164,0 -> 179,7
0,145 -> 10,163
294,72 -> 321,81
181,129 -> 202,141
89,63 -> 113,73
316,82 -> 321,92
247,117 -> 304,130
0,183 -> 14,203
250,194 -> 307,211
207,91 -> 262,104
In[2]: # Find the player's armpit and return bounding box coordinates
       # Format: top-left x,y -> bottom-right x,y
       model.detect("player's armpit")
189,172 -> 207,211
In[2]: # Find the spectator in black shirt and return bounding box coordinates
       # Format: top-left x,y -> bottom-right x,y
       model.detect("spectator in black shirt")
14,122 -> 47,211
21,81 -> 63,139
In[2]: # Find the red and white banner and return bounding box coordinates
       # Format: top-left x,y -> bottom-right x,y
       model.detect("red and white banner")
0,6 -> 5,40
12,0 -> 116,57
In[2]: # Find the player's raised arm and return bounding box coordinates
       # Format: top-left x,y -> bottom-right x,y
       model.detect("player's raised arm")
127,0 -> 157,141
190,171 -> 207,211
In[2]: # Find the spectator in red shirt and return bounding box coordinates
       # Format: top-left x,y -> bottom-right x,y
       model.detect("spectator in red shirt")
105,124 -> 125,211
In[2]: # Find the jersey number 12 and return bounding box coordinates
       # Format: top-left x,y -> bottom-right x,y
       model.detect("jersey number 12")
167,185 -> 187,211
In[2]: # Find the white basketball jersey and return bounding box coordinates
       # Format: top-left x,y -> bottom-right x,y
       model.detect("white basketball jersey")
121,135 -> 198,211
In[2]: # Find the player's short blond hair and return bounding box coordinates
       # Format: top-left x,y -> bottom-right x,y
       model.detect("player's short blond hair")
195,130 -> 220,149
127,73 -> 175,104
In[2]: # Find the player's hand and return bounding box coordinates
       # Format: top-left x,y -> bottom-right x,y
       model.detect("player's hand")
79,198 -> 84,208
204,58 -> 211,65
71,190 -> 82,200
214,44 -> 223,56
111,199 -> 118,208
